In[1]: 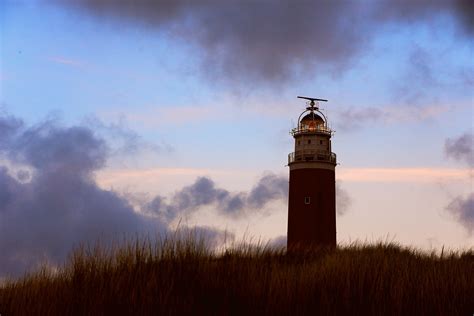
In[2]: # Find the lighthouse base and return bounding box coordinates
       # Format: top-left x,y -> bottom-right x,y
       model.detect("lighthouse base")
287,166 -> 336,251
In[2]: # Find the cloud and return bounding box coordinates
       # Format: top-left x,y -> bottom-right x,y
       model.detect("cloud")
147,173 -> 289,221
247,173 -> 288,209
445,132 -> 473,166
389,44 -> 474,105
373,0 -> 474,37
51,0 -> 473,85
335,104 -> 450,131
53,0 -> 367,84
444,131 -> 473,234
338,168 -> 469,183
335,107 -> 385,131
459,67 -> 474,86
0,113 -> 24,150
0,114 -> 167,278
336,182 -> 352,216
393,47 -> 438,102
455,0 -> 474,36
446,193 -> 474,235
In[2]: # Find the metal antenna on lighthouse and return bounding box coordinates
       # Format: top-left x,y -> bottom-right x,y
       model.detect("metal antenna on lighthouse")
297,96 -> 328,110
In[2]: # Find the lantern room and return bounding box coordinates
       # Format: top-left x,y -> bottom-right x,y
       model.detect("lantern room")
291,99 -> 332,136
288,96 -> 336,165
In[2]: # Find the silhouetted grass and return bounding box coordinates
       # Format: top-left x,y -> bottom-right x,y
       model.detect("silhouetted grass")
1,234 -> 473,315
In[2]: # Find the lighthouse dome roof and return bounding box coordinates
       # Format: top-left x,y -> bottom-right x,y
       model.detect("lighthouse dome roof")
300,112 -> 325,123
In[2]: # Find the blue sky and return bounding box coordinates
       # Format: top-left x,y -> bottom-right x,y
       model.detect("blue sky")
0,0 -> 472,276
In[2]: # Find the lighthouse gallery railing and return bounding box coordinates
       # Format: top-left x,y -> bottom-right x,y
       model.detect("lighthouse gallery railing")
288,150 -> 337,164
291,125 -> 332,136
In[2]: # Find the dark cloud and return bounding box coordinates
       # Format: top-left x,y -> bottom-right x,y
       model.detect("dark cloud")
445,132 -> 473,166
53,0 -> 367,84
51,0 -> 473,85
17,126 -> 107,174
444,131 -> 473,234
334,102 -> 450,132
0,114 -> 165,278
459,68 -> 474,87
0,167 -> 21,209
335,107 -> 385,131
16,169 -> 30,182
336,182 -> 352,216
0,114 -> 23,150
454,0 -> 474,36
391,44 -> 474,105
373,0 -> 474,36
147,173 -> 289,221
393,47 -> 438,103
446,193 -> 474,235
247,173 -> 288,209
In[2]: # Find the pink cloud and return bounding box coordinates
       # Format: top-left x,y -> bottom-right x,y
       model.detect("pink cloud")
338,167 -> 469,183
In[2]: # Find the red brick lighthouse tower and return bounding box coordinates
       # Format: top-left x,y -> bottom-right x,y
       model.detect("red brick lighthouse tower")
287,96 -> 337,250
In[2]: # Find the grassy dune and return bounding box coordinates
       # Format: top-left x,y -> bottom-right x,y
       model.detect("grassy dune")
1,236 -> 473,315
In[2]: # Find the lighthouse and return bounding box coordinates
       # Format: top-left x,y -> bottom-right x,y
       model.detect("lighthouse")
287,96 -> 337,250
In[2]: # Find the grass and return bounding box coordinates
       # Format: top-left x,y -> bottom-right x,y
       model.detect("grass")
1,234 -> 473,315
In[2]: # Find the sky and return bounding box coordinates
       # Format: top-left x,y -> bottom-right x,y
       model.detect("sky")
0,0 -> 473,278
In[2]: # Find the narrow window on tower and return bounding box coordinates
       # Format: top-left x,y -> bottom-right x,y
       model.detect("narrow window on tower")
304,197 -> 311,204
320,140 -> 323,145
308,140 -> 311,144
297,140 -> 300,145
